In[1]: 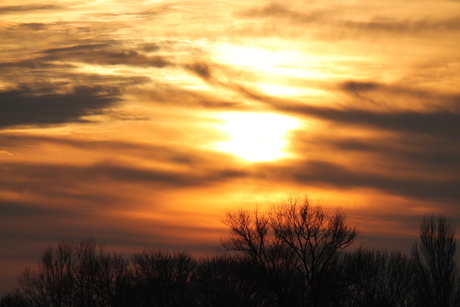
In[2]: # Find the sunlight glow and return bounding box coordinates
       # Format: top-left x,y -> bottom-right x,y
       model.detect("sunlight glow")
214,45 -> 283,69
212,43 -> 331,84
257,83 -> 326,97
213,112 -> 301,162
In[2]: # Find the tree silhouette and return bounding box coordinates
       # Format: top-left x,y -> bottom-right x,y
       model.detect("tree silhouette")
343,248 -> 416,307
2,207 -> 460,306
222,196 -> 357,306
412,215 -> 460,307
131,249 -> 196,307
16,239 -> 132,307
192,254 -> 268,307
0,291 -> 30,307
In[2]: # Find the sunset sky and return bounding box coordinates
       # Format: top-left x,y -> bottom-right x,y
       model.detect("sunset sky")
1,0 -> 460,295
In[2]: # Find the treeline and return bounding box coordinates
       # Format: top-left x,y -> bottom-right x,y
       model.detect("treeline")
2,197 -> 460,307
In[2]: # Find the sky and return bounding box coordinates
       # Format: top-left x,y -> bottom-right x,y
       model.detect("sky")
1,0 -> 460,295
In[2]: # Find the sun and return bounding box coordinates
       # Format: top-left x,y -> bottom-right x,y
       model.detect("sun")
213,112 -> 301,162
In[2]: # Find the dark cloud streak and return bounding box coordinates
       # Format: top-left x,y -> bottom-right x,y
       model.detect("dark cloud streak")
0,201 -> 76,218
288,160 -> 460,202
287,105 -> 460,139
239,3 -> 328,24
0,162 -> 247,195
240,3 -> 460,34
340,81 -> 460,109
0,86 -> 118,128
17,23 -> 48,31
0,5 -> 62,14
39,44 -> 172,67
343,16 -> 460,33
331,138 -> 460,172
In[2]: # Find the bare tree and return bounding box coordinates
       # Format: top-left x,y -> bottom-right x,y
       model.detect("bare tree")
343,248 -> 416,307
18,241 -> 75,307
270,197 -> 356,305
412,215 -> 460,307
222,196 -> 357,306
132,249 -> 197,307
17,239 -> 132,307
222,207 -> 303,306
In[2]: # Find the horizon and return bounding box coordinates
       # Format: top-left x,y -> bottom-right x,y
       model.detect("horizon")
1,0 -> 460,296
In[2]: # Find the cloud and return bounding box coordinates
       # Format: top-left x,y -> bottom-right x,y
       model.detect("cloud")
283,160 -> 460,202
185,62 -> 212,79
217,80 -> 458,139
0,59 -> 76,69
201,75 -> 460,140
180,62 -> 460,141
0,5 -> 62,14
0,86 -> 119,128
307,107 -> 460,139
40,44 -> 172,67
96,163 -> 247,187
0,48 -> 152,94
0,42 -> 173,74
0,200 -> 74,218
0,161 -> 247,198
0,134 -> 235,171
87,3 -> 174,21
340,81 -> 460,110
343,16 -> 460,33
183,62 -> 278,104
331,137 -> 460,171
42,44 -> 110,54
238,3 -> 460,39
138,81 -> 245,110
141,43 -> 161,53
17,23 -> 48,31
239,3 -> 328,24
341,81 -> 380,92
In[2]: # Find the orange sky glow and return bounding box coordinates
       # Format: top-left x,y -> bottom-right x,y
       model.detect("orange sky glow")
1,0 -> 460,295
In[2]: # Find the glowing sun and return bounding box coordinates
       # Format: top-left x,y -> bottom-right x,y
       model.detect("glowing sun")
213,112 -> 301,162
